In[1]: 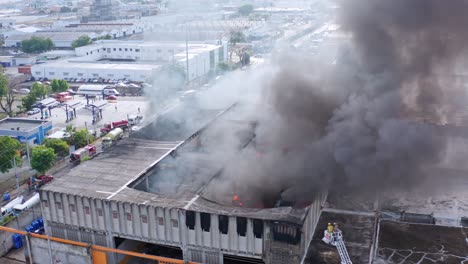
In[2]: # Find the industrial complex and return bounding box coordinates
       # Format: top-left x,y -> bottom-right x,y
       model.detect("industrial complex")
0,1 -> 467,264
30,40 -> 227,82
38,102 -> 326,264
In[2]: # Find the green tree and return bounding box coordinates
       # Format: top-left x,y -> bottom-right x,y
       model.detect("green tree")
65,124 -> 76,134
229,31 -> 246,62
67,129 -> 94,148
21,36 -> 54,54
98,34 -> 112,40
50,79 -> 69,93
229,31 -> 246,46
238,4 -> 254,16
0,73 -> 14,116
31,146 -> 56,174
30,82 -> 49,99
21,82 -> 49,111
0,136 -> 23,173
217,62 -> 231,72
71,36 -> 92,49
21,94 -> 36,111
43,138 -> 69,157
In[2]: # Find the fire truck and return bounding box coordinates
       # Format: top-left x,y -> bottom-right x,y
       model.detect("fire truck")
70,144 -> 97,164
100,120 -> 129,134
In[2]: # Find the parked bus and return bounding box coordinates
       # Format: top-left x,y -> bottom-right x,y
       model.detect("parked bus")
77,85 -> 119,97
13,194 -> 39,213
1,196 -> 24,219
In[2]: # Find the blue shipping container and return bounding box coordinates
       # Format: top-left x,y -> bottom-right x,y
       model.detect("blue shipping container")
3,193 -> 10,201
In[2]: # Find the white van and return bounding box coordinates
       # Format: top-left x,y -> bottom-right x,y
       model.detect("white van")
128,114 -> 143,125
19,88 -> 30,94
103,88 -> 120,96
1,196 -> 23,219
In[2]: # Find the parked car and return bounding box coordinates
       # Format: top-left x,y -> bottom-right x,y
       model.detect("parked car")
28,174 -> 54,189
35,175 -> 54,187
19,88 -> 30,94
27,108 -> 40,115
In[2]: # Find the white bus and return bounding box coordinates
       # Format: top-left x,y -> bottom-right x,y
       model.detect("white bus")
13,193 -> 39,213
1,196 -> 24,218
77,85 -> 120,97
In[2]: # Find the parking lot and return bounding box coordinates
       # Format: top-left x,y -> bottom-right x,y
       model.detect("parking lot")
27,95 -> 150,132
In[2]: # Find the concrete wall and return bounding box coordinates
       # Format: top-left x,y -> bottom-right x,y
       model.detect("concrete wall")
29,236 -> 92,264
0,204 -> 41,256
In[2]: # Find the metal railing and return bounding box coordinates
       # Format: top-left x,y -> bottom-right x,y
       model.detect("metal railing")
0,225 -> 199,264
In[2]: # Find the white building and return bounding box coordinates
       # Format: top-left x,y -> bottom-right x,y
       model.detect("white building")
31,61 -> 159,82
31,40 -> 228,82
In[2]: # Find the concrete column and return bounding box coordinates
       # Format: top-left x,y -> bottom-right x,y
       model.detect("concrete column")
103,200 -> 117,264
24,234 -> 33,264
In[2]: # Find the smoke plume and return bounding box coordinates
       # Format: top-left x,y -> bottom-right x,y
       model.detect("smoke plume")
214,0 -> 468,203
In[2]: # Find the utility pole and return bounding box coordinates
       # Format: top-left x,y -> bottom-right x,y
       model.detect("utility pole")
12,157 -> 20,195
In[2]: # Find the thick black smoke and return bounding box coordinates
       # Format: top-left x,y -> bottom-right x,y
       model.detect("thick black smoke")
217,0 -> 468,202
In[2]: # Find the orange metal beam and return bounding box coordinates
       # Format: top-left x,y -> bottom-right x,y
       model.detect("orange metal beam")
0,226 -> 198,264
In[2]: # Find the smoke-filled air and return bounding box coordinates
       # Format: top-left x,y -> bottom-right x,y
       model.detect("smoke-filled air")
202,0 -> 468,203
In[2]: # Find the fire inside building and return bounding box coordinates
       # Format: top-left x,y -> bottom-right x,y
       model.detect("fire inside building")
39,102 -> 327,264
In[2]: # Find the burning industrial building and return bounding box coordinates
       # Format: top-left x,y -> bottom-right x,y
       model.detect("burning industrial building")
36,0 -> 468,263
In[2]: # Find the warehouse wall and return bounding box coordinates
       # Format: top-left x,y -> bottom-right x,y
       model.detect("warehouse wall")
31,64 -> 154,82
41,190 -> 326,264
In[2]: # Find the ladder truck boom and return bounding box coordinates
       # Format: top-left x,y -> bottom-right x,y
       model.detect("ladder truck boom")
322,223 -> 352,264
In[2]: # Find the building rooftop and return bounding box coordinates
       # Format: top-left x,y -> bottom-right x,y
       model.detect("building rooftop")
0,118 -> 49,132
32,60 -> 161,71
42,138 -> 182,199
